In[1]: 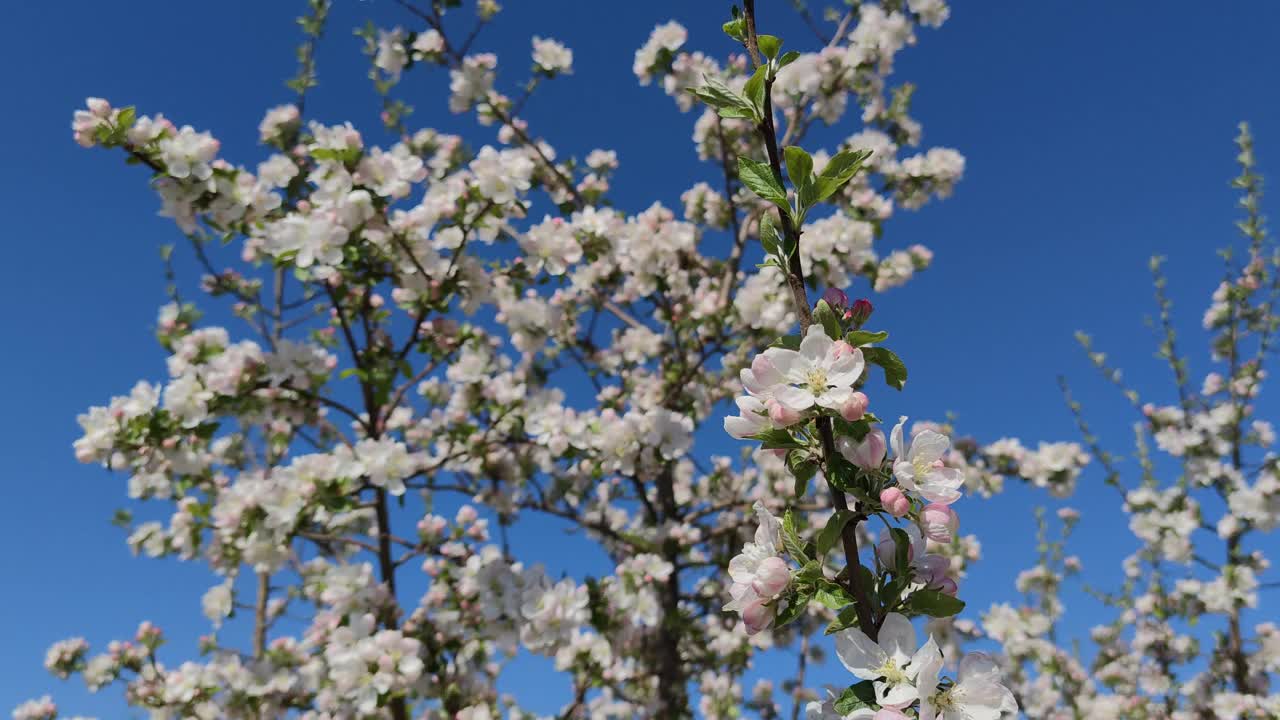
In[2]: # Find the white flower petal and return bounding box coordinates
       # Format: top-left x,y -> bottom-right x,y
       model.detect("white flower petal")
835,626 -> 888,681
878,612 -> 918,667
826,348 -> 865,387
799,325 -> 833,363
776,385 -> 816,411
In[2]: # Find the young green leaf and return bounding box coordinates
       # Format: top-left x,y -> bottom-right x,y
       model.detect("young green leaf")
742,64 -> 767,114
757,34 -> 782,59
759,211 -> 781,256
782,509 -> 810,565
749,427 -> 805,450
783,146 -> 814,203
815,509 -> 855,557
738,156 -> 788,207
812,148 -> 873,203
812,299 -> 844,342
777,50 -> 801,68
890,527 -> 911,575
833,681 -> 878,714
845,329 -> 889,346
862,346 -> 908,390
904,589 -> 966,618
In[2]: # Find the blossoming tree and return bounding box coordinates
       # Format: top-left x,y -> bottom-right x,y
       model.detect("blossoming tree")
17,1 -> 1180,718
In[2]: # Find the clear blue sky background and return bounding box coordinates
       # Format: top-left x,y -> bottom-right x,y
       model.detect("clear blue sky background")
3,1 -> 1280,716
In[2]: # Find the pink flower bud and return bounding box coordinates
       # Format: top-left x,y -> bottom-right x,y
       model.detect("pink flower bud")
822,287 -> 849,309
841,428 -> 886,469
830,340 -> 856,361
850,298 -> 874,327
880,487 -> 910,517
768,400 -> 802,427
741,599 -> 774,635
875,710 -> 910,720
919,503 -> 959,543
841,391 -> 869,421
934,576 -> 959,596
751,556 -> 791,599
915,554 -> 950,584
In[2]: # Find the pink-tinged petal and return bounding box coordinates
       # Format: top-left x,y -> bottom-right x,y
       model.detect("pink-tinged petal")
917,483 -> 962,506
775,385 -> 816,411
826,348 -> 866,387
763,347 -> 804,380
751,353 -> 785,387
799,325 -> 834,364
835,626 -> 887,681
878,612 -> 917,667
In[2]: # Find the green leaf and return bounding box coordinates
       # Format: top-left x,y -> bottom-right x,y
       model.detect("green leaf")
816,509 -> 855,558
812,148 -> 873,203
825,603 -> 861,634
737,156 -> 788,208
904,589 -> 966,618
759,211 -> 781,256
757,34 -> 782,59
717,106 -> 755,120
833,681 -> 878,714
742,65 -> 767,116
749,427 -> 804,450
116,106 -> 137,130
812,300 -> 844,341
783,146 -> 814,205
722,18 -> 746,41
813,579 -> 854,610
845,329 -> 889,346
774,588 -> 810,627
890,527 -> 911,575
782,509 -> 810,564
777,50 -> 801,68
688,76 -> 754,115
788,453 -> 818,498
769,333 -> 801,351
862,346 -> 908,390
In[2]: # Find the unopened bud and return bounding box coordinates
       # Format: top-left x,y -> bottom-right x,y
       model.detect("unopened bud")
822,287 -> 849,309
850,298 -> 874,328
879,487 -> 910,517
919,503 -> 959,543
841,391 -> 869,421
751,556 -> 791,599
741,599 -> 774,635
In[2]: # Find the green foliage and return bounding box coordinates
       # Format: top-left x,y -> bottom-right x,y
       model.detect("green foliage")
904,589 -> 966,617
862,346 -> 908,390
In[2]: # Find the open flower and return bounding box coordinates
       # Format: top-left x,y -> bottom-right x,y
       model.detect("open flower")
916,648 -> 1018,720
891,417 -> 965,505
836,612 -> 939,709
762,326 -> 866,414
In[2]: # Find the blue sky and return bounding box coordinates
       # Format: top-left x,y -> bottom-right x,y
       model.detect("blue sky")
4,0 -> 1280,716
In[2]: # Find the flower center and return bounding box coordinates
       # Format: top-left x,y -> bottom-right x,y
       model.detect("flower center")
931,688 -> 956,711
876,659 -> 909,686
805,368 -> 828,394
